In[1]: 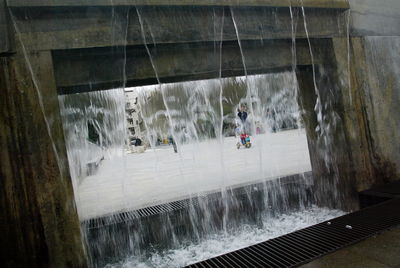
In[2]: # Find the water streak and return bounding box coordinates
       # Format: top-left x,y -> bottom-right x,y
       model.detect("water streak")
8,12 -> 65,181
346,9 -> 352,104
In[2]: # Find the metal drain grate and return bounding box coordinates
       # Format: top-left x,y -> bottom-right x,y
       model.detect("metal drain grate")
186,198 -> 400,268
83,193 -> 209,229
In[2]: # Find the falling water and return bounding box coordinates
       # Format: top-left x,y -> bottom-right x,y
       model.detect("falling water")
58,89 -> 126,195
346,9 -> 352,104
136,7 -> 181,156
300,2 -> 335,169
8,4 -> 353,268
230,7 -> 260,186
230,7 -> 257,136
289,4 -> 302,129
105,207 -> 344,268
8,11 -> 65,180
83,72 -> 337,268
217,9 -> 230,233
300,4 -> 322,126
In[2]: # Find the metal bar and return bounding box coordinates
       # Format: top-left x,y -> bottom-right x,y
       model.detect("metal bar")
244,246 -> 276,268
250,244 -> 295,266
237,247 -> 275,268
229,250 -> 261,267
266,239 -> 313,260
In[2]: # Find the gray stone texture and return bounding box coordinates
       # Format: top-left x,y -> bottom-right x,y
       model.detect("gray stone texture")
357,37 -> 400,179
0,0 -> 10,53
346,0 -> 400,183
0,50 -> 87,267
349,0 -> 400,36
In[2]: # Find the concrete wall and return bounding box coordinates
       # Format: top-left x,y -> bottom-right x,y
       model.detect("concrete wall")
0,0 -> 10,53
54,39 -> 318,93
9,5 -> 346,51
346,0 -> 400,183
0,52 -> 87,267
350,0 -> 400,36
364,36 -> 400,178
350,36 -> 400,181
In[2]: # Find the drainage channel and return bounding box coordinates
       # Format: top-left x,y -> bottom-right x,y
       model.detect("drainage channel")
82,173 -> 312,229
81,173 -> 314,267
186,198 -> 400,268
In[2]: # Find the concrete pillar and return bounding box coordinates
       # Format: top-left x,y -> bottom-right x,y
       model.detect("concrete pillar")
296,40 -> 359,211
345,37 -> 399,185
296,34 -> 400,211
331,37 -> 377,191
0,50 -> 87,267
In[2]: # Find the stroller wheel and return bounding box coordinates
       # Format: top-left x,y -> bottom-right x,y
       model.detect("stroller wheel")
236,143 -> 241,149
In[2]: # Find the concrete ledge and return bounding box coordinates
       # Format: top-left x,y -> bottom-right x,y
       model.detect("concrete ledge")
11,5 -> 347,52
7,0 -> 350,9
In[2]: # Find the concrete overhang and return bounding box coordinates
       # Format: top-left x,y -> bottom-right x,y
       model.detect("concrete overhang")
8,4 -> 348,51
7,0 -> 350,9
53,38 -> 330,94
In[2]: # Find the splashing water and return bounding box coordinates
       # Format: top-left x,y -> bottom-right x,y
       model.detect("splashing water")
105,206 -> 344,268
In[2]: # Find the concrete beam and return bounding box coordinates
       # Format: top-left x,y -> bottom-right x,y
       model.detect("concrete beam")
7,0 -> 350,9
54,39 -> 321,94
10,5 -> 347,51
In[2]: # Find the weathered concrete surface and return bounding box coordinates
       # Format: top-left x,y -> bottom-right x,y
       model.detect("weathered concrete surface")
347,37 -> 400,185
331,37 -> 377,194
7,0 -> 350,8
0,51 -> 87,267
8,6 -> 347,51
301,226 -> 400,268
54,39 -> 319,93
297,62 -> 357,210
319,0 -> 400,194
0,0 -> 10,53
349,0 -> 400,36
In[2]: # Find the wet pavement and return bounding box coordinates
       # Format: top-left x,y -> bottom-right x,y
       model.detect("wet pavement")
301,226 -> 400,268
76,129 -> 311,220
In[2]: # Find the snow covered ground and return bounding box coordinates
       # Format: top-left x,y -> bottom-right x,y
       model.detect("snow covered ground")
76,129 -> 311,220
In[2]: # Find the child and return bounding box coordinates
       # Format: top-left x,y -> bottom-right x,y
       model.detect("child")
240,133 -> 248,145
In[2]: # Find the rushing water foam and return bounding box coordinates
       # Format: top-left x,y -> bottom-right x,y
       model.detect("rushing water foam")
105,206 -> 344,268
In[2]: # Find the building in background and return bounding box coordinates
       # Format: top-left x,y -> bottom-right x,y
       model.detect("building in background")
125,89 -> 147,152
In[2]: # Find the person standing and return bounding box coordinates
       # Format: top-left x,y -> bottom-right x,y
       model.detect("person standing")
237,104 -> 248,123
237,104 -> 249,134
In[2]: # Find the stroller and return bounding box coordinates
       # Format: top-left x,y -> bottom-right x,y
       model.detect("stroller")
237,133 -> 251,149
